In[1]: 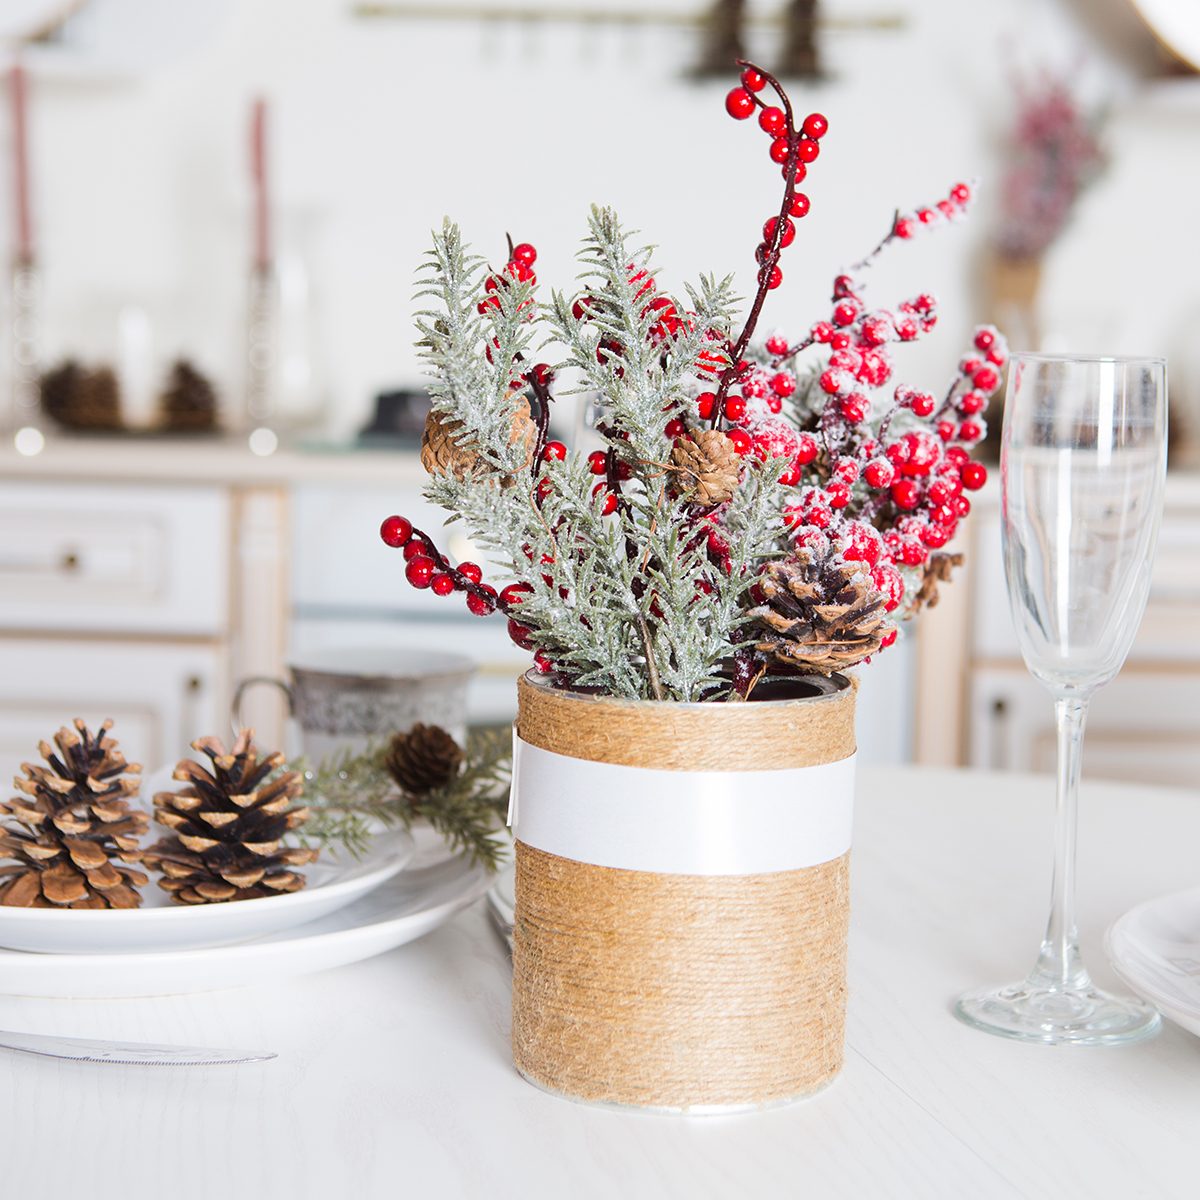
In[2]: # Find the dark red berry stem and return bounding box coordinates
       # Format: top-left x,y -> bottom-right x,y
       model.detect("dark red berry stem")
592,427 -> 634,547
933,378 -> 963,422
775,333 -> 815,366
851,210 -> 903,273
876,401 -> 905,446
604,446 -> 625,507
527,369 -> 554,474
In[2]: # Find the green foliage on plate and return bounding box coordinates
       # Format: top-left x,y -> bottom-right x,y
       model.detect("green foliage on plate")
297,725 -> 511,872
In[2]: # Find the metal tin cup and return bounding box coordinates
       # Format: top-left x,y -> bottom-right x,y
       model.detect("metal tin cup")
232,647 -> 475,761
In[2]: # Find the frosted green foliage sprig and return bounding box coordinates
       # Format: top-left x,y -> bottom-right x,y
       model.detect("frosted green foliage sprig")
548,206 -> 737,464
415,220 -> 535,480
415,207 -> 783,702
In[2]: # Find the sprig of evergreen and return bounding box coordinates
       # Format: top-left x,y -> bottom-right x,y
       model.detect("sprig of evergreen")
298,727 -> 512,872
419,207 -> 761,701
415,220 -> 533,479
548,206 -> 737,464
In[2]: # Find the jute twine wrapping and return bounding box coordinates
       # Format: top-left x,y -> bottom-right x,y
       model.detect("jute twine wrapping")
511,674 -> 856,1110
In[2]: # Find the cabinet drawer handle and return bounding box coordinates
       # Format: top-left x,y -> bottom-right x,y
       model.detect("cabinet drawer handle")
990,698 -> 1009,771
60,551 -> 80,572
182,674 -> 206,750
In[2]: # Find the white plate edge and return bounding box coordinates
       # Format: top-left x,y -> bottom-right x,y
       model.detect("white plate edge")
0,857 -> 493,974
0,828 -> 417,930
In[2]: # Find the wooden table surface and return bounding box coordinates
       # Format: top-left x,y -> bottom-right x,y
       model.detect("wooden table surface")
1,765 -> 1197,1199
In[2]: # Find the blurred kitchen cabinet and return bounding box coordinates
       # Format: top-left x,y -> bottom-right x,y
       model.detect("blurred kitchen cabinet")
0,482 -> 228,635
915,476 -> 1200,788
0,638 -> 224,783
969,666 -> 1200,786
0,477 -> 288,779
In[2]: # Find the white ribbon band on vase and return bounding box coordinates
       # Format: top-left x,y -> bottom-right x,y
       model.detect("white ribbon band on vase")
507,728 -> 855,876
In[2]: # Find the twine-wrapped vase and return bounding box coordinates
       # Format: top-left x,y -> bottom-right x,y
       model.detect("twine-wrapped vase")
510,670 -> 857,1112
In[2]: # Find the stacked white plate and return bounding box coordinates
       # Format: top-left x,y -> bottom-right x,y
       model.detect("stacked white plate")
0,826 -> 493,998
1107,887 -> 1200,1038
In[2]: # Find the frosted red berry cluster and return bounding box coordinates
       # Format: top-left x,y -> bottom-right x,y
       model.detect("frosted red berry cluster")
719,232 -> 1004,627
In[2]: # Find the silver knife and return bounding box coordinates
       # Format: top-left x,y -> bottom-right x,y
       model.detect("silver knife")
0,1029 -> 276,1066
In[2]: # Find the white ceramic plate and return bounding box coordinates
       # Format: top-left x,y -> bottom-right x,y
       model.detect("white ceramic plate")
0,830 -> 415,955
0,852 -> 492,997
1106,886 -> 1200,1037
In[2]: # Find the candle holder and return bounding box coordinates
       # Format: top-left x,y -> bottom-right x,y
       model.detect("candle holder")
243,262 -> 278,440
6,258 -> 42,439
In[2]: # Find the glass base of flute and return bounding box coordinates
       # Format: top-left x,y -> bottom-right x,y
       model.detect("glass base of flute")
956,984 -> 1159,1045
955,352 -> 1167,1047
955,694 -> 1160,1045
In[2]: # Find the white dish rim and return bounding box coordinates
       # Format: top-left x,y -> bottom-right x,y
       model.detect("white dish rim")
0,853 -> 490,972
0,828 -> 415,927
1105,884 -> 1200,1029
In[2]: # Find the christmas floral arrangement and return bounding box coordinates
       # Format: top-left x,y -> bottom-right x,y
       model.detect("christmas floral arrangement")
381,62 -> 1006,703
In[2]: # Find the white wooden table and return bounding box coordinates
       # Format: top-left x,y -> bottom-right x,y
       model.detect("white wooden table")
2,766 -> 1197,1199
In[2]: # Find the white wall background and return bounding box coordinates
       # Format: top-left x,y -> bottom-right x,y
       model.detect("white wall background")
0,0 -> 1175,438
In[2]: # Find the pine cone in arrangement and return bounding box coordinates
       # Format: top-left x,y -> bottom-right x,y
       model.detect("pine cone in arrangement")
911,551 -> 963,613
144,730 -> 316,905
40,361 -> 122,432
670,429 -> 740,506
159,359 -> 218,433
749,541 -> 891,674
385,724 -> 464,798
0,719 -> 149,909
420,396 -> 537,485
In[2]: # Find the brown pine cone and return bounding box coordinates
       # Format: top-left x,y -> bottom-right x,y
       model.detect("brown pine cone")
159,359 -> 218,433
40,361 -> 122,432
670,429 -> 740,506
385,724 -> 463,797
143,730 -> 316,905
39,361 -> 83,427
0,719 -> 149,909
420,396 -> 536,485
749,541 -> 891,674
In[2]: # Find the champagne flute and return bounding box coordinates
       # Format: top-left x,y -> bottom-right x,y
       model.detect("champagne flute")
955,352 -> 1167,1045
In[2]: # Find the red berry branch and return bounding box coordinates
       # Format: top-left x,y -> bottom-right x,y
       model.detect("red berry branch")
852,180 -> 973,272
713,61 -> 828,427
379,515 -> 512,619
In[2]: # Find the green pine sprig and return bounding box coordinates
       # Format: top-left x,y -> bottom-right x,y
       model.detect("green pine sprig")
417,206 -> 775,701
297,727 -> 512,872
